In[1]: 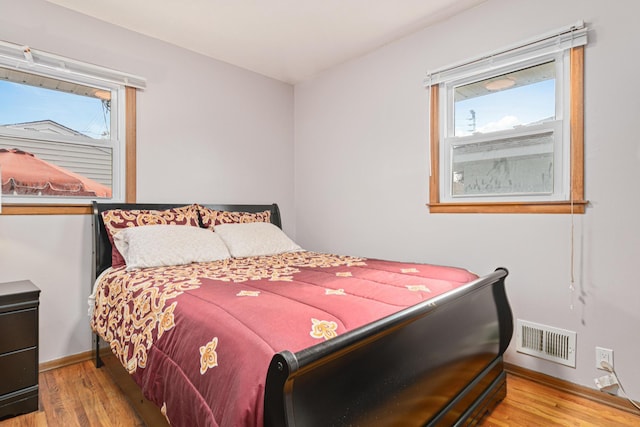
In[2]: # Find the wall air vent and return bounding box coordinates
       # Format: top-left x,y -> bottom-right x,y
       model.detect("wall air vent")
516,319 -> 576,367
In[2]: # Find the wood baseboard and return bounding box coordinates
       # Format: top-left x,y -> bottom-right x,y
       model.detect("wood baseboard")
39,350 -> 93,373
505,363 -> 640,415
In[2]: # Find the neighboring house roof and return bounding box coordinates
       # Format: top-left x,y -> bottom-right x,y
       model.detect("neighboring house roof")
2,120 -> 86,137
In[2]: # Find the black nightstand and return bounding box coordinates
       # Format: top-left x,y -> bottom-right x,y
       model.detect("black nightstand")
0,280 -> 40,419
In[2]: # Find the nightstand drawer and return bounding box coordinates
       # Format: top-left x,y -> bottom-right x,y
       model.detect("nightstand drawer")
0,308 -> 38,354
0,348 -> 38,396
0,280 -> 40,419
0,386 -> 39,419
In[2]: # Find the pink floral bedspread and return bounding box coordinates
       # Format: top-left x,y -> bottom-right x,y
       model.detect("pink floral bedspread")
91,251 -> 477,426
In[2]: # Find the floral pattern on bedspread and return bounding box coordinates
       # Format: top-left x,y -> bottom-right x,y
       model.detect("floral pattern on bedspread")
199,337 -> 219,374
91,251 -> 367,374
310,318 -> 339,340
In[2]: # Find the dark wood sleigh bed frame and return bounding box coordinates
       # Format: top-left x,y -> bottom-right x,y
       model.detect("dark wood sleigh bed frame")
91,201 -> 513,427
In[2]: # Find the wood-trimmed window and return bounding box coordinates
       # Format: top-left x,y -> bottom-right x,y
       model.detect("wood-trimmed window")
427,23 -> 587,214
0,41 -> 143,215
1,88 -> 136,215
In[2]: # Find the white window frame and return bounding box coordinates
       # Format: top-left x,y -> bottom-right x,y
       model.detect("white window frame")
0,40 -> 145,206
440,52 -> 567,203
425,21 -> 588,214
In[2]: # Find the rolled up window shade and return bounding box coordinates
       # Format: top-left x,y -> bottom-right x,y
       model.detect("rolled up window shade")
0,39 -> 146,89
425,20 -> 587,87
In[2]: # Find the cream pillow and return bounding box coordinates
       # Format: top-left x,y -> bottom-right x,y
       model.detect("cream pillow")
114,225 -> 231,270
214,222 -> 302,258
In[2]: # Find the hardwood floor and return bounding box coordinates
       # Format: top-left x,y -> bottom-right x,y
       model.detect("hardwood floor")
478,375 -> 640,427
1,361 -> 638,426
0,361 -> 143,427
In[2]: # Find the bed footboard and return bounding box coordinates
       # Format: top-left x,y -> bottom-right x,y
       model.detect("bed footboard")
264,268 -> 512,427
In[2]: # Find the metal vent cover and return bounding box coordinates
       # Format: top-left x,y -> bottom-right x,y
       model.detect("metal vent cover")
516,319 -> 576,367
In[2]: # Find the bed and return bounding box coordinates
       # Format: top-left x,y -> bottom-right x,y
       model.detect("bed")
90,201 -> 513,427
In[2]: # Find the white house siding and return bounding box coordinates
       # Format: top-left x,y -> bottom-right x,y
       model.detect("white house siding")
0,137 -> 112,187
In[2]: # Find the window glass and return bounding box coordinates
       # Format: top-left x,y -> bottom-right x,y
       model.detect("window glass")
442,59 -> 562,202
453,62 -> 556,137
451,130 -> 554,197
0,68 -> 111,139
0,67 -> 115,199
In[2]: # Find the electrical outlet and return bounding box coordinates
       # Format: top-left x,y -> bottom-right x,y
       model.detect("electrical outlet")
596,347 -> 613,370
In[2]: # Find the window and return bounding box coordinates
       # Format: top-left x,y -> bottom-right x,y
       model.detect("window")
0,68 -> 118,199
426,22 -> 587,213
0,41 -> 144,214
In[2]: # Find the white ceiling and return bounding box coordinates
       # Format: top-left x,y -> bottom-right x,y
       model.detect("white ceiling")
45,0 -> 485,84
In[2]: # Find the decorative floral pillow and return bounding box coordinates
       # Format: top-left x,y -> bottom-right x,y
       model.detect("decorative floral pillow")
197,205 -> 271,231
101,205 -> 200,267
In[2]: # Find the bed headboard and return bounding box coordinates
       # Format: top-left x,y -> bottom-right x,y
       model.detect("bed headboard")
91,201 -> 282,281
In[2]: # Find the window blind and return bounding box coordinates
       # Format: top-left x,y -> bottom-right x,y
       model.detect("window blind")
424,21 -> 587,87
0,39 -> 146,89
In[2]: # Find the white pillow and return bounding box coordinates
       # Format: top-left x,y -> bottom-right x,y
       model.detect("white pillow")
214,222 -> 302,258
113,225 -> 231,270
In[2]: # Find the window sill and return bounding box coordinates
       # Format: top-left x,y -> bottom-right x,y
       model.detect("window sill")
0,204 -> 93,215
427,200 -> 588,214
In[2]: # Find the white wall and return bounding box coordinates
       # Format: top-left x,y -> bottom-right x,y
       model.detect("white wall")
295,0 -> 640,399
0,0 -> 294,363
